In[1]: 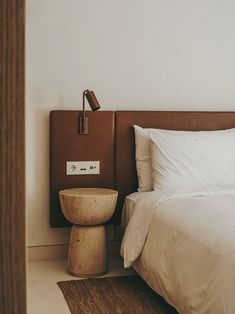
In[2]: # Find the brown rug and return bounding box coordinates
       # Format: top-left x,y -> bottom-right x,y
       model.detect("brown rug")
57,275 -> 178,314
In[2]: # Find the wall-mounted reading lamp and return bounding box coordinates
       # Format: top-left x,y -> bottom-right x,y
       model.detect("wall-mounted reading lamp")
79,89 -> 100,135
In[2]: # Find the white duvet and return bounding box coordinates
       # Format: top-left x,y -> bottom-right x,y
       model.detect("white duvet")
121,192 -> 235,314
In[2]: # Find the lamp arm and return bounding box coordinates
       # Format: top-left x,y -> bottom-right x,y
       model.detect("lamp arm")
81,89 -> 89,133
82,89 -> 89,120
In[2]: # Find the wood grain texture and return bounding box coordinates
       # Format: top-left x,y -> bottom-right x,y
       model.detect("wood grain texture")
0,1 -> 26,314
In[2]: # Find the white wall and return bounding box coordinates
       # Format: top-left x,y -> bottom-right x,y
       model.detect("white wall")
26,0 -> 235,247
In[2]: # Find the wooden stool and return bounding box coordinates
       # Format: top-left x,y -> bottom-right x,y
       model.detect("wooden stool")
59,188 -> 118,277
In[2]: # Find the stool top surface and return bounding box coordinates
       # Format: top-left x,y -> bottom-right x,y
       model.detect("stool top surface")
59,188 -> 118,198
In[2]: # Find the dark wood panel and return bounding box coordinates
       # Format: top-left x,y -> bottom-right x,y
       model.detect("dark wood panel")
50,110 -> 115,227
0,1 -> 26,314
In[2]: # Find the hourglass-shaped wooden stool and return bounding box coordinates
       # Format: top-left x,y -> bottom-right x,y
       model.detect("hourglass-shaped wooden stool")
59,188 -> 118,277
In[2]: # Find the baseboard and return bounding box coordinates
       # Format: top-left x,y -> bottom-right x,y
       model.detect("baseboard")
27,244 -> 69,261
27,240 -> 121,262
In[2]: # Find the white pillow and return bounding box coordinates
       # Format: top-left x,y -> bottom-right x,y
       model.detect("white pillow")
150,128 -> 235,198
134,125 -> 154,192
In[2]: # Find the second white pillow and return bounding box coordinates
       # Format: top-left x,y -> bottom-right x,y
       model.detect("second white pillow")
134,125 -> 153,192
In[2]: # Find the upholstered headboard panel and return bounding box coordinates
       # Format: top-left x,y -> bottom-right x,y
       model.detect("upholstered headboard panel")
115,111 -> 235,221
50,110 -> 115,227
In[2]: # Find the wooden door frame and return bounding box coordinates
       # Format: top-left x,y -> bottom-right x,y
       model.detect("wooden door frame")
0,1 -> 26,314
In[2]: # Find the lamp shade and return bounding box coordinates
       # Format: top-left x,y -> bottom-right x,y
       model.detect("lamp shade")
85,90 -> 100,111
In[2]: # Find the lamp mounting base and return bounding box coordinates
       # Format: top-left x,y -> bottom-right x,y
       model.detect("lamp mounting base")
79,116 -> 88,135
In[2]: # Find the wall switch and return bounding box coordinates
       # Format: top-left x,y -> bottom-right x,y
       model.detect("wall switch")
66,161 -> 100,175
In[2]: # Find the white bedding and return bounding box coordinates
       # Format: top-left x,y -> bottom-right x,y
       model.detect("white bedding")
121,192 -> 235,314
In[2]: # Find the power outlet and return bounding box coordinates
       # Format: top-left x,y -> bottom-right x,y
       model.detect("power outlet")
66,161 -> 100,175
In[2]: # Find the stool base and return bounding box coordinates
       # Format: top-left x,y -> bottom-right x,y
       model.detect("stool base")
67,224 -> 107,277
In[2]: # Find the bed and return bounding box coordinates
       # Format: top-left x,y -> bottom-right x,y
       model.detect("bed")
121,192 -> 235,313
118,115 -> 235,314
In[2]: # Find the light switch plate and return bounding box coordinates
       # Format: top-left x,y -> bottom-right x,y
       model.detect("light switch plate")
66,161 -> 100,175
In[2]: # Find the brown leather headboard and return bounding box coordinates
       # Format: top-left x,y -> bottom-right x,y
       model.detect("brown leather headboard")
50,110 -> 235,227
115,111 -> 235,220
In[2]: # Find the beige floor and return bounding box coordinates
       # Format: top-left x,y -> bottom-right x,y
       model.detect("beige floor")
27,255 -> 136,314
